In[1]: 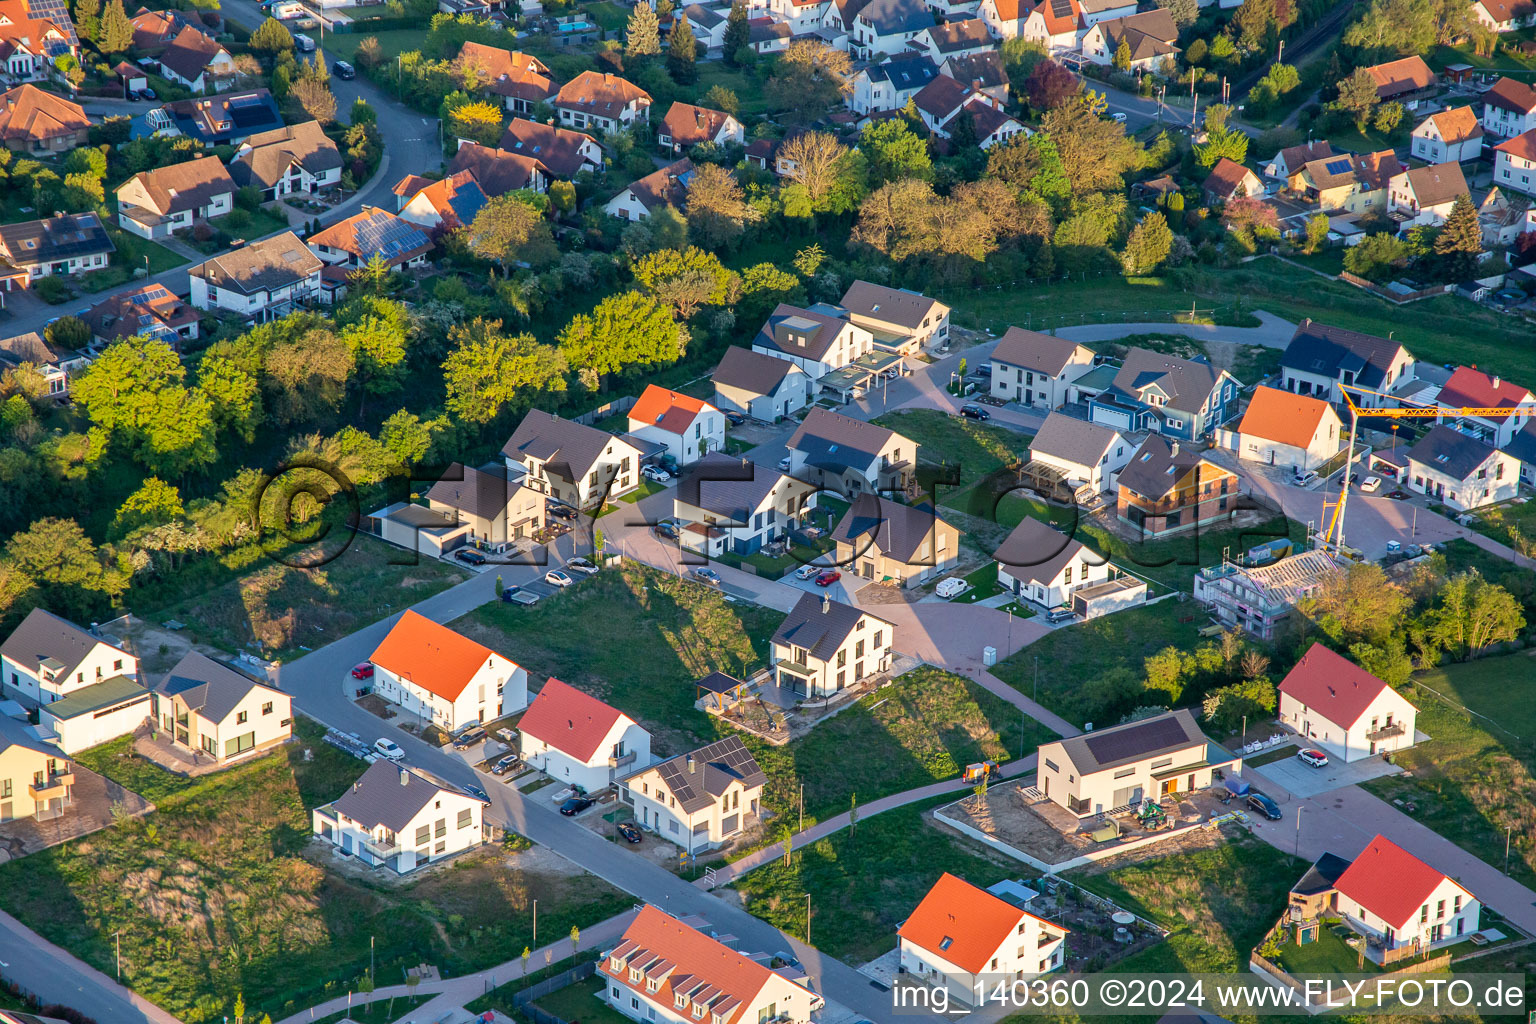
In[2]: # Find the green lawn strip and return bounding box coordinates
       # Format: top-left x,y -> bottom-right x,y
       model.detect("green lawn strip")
535,974 -> 633,1024
616,478 -> 668,504
944,560 -> 1003,604
522,777 -> 557,794
1466,501 -> 1536,556
310,993 -> 435,1024
1070,834 -> 1303,973
871,409 -> 1028,494
1273,923 -> 1384,976
464,954 -> 586,1016
582,1 -> 629,31
731,793 -> 1024,964
1243,743 -> 1299,768
340,28 -> 432,59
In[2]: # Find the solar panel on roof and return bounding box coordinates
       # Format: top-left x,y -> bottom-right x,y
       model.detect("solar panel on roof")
1324,158 -> 1352,175
1082,715 -> 1189,765
26,0 -> 76,42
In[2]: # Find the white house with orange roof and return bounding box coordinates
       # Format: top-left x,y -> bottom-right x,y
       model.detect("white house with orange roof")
368,610 -> 528,731
1331,834 -> 1479,958
1410,106 -> 1484,164
518,678 -> 651,792
600,905 -> 824,1024
626,384 -> 726,467
1234,386 -> 1344,472
1277,643 -> 1418,763
898,873 -> 1068,1006
1436,366 -> 1535,447
1494,129 -> 1536,198
979,0 -> 1081,49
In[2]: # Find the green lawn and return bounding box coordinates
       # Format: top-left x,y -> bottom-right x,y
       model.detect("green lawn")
731,794 -> 1020,964
342,28 -> 432,59
583,1 -> 629,31
615,477 -> 668,504
72,735 -> 200,805
1273,923 -> 1382,976
871,409 -> 1028,495
1429,35 -> 1536,73
1467,500 -> 1536,558
535,975 -> 632,1024
80,237 -> 188,293
944,559 -> 1003,604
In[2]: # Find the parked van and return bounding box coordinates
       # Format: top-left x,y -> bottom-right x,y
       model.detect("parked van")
294,32 -> 317,52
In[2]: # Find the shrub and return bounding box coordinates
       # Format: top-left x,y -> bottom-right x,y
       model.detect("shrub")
33,276 -> 72,304
192,221 -> 215,242
235,185 -> 262,211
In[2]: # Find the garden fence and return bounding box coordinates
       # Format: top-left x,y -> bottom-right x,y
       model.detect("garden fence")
511,960 -> 597,1016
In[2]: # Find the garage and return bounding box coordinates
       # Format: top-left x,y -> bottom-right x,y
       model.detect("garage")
37,676 -> 153,754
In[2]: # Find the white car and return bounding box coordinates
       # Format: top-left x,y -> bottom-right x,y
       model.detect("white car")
794,564 -> 820,580
641,465 -> 671,484
545,569 -> 574,587
778,456 -> 792,471
935,577 -> 970,599
1297,748 -> 1330,768
566,557 -> 599,576
1361,476 -> 1382,494
374,738 -> 404,761
1111,111 -> 1127,122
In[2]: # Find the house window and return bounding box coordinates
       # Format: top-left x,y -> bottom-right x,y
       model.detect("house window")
435,840 -> 446,854
262,702 -> 274,715
416,825 -> 430,846
201,734 -> 217,756
1044,759 -> 1059,772
1151,758 -> 1173,770
237,710 -> 248,725
435,818 -> 447,838
458,808 -> 473,829
225,732 -> 255,757
874,630 -> 882,648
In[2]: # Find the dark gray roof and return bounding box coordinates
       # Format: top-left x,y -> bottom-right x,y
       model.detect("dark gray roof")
713,345 -> 804,398
229,120 -> 344,191
0,713 -> 59,759
0,213 -> 114,267
676,452 -> 782,523
1115,435 -> 1219,500
638,736 -> 766,815
990,327 -> 1087,377
1029,411 -> 1123,468
426,463 -> 526,521
1291,852 -> 1353,897
1408,424 -> 1499,480
942,50 -> 1008,90
153,651 -> 278,725
1281,319 -> 1409,391
1502,419 -> 1536,466
0,608 -> 119,680
839,281 -> 942,330
787,408 -> 906,474
993,516 -> 1096,584
773,592 -> 890,663
922,17 -> 992,52
502,409 -> 629,483
187,231 -> 320,295
830,493 -> 954,563
865,52 -> 939,90
0,331 -> 68,368
853,0 -> 934,33
1110,347 -> 1224,410
754,304 -> 851,362
333,758 -> 466,832
1055,708 -> 1207,775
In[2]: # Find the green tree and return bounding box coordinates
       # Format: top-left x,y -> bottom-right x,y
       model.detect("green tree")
264,328 -> 356,425
703,84 -> 740,117
632,246 -> 737,318
685,162 -> 757,250
196,355 -> 262,442
860,118 -> 932,185
63,147 -> 108,180
73,338 -> 216,474
379,409 -> 438,466
558,291 -> 686,388
793,243 -> 825,278
339,298 -> 412,414
1432,193 -> 1482,280
1342,231 -> 1408,281
1334,67 -> 1379,131
1154,0 -> 1197,28
469,195 -> 558,275
1423,569 -> 1526,660
442,318 -> 568,423
44,315 -> 90,352
1112,36 -> 1132,71
723,0 -> 750,64
62,172 -> 104,211
1201,675 -> 1278,733
738,262 -> 805,322
98,0 -> 132,52
74,0 -> 101,43
1193,104 -> 1248,167
1373,100 -> 1404,134
1040,90 -> 1141,195
1121,211 -> 1173,275
626,1 -> 660,56
251,17 -> 295,55
6,517 -> 124,621
112,478 -> 184,538
667,16 -> 697,83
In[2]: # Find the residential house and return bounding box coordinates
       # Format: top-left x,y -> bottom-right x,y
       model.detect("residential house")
898,873 -> 1068,1004
839,280 -> 950,353
1388,161 -> 1469,228
229,120 -> 344,201
657,101 -> 744,153
770,592 -> 894,697
1279,319 -> 1416,406
188,230 -> 322,319
36,675 -> 152,755
599,905 -> 823,1024
0,84 -> 88,153
0,2 -> 75,82
1362,55 -> 1435,102
1411,105 -> 1484,163
1089,347 -> 1240,441
676,4 -> 729,51
939,50 -> 1009,104
1290,853 -> 1355,919
745,17 -> 793,53
911,73 -> 1013,144
1027,411 -> 1131,494
159,90 -> 284,145
1203,157 -> 1262,205
958,99 -> 1029,149
1194,548 -> 1340,638
115,155 -> 235,240
81,282 -> 200,347
619,736 -> 765,851
499,118 -> 604,178
850,52 -> 940,114
448,142 -> 548,196
1333,835 -> 1479,958
989,327 -> 1096,408
626,385 -> 726,466
1472,0 -> 1536,31
847,0 -> 935,60
1077,0 -> 1136,24
1501,419 -> 1536,487
0,330 -> 87,398
369,610 -> 528,730
457,42 -> 555,113
1288,150 -> 1402,214
157,24 -> 233,92
1080,9 -> 1178,71
519,677 -> 651,791
752,303 -> 875,382
604,157 -> 694,221
994,517 -> 1140,615
672,451 -> 818,556
1,609 -> 138,707
772,0 -> 834,31
425,462 -> 546,551
130,7 -> 199,51
308,207 -> 433,269
1117,435 -> 1241,537
1235,386 -> 1344,471
832,494 -> 960,586
311,759 -> 487,873
980,0 -> 1081,49
1263,139 -> 1335,180
1477,185 -> 1536,245
1482,76 -> 1536,140
1037,708 -> 1240,815
397,170 -> 488,235
1278,643 -> 1418,762
1405,424 -> 1519,510
0,213 -> 112,284
151,652 -> 292,764
785,407 -> 916,496
502,408 -> 643,508
711,344 -> 813,421
1493,128 -> 1536,198
0,716 -> 72,822
553,71 -> 652,134
1436,365 -> 1534,446
910,17 -> 992,63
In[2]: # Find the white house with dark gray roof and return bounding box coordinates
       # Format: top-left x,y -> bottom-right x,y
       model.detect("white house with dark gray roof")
425,462 -> 545,552
850,52 -> 939,115
1280,319 -> 1415,407
1,609 -> 138,708
712,345 -> 813,422
187,230 -> 323,320
939,51 -> 1010,105
312,759 -> 487,873
994,517 -> 1129,613
1503,420 -> 1536,487
1089,347 -> 1239,441
618,736 -> 765,851
847,0 -> 936,59
752,303 -> 875,385
1406,425 -> 1519,511
1027,412 -> 1131,494
989,327 -> 1097,409
673,452 -> 819,557
151,652 -> 292,764
502,409 -> 643,509
831,494 -> 961,586
770,592 -> 895,697
0,331 -> 89,399
229,121 -> 344,202
37,675 -> 153,755
1037,708 -> 1239,815
786,408 -> 918,497
838,281 -> 950,354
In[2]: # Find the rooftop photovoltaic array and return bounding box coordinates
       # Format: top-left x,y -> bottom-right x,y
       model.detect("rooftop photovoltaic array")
1082,715 -> 1189,765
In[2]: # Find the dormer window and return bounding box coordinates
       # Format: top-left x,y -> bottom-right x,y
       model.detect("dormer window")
610,956 -> 624,971
629,967 -> 643,983
647,979 -> 660,993
939,935 -> 954,950
675,994 -> 688,1009
693,1003 -> 707,1019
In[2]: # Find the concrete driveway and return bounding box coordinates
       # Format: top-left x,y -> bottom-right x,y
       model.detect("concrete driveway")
1255,751 -> 1403,799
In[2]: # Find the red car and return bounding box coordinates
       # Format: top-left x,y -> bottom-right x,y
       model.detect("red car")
350,663 -> 374,680
814,570 -> 841,587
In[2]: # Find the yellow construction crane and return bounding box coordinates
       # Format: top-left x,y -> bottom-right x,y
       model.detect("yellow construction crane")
1318,385 -> 1536,558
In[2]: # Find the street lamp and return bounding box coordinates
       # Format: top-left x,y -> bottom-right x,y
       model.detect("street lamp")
1506,825 -> 1513,876
1294,806 -> 1306,859
802,893 -> 812,944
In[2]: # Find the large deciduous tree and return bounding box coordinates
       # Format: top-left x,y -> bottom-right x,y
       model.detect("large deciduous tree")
557,291 -> 687,389
442,319 -> 568,424
685,163 -> 758,249
765,41 -> 851,122
73,338 -> 217,475
778,131 -> 866,220
468,195 -> 558,275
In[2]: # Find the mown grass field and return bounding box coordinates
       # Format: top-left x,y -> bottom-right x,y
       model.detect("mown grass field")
871,409 -> 1030,494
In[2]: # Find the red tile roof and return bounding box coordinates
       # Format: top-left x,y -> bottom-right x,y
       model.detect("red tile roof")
368,610 -> 501,702
1204,157 -> 1258,200
1438,366 -> 1535,418
458,42 -> 556,103
519,677 -> 627,761
1277,642 -> 1408,729
661,102 -> 736,148
1238,386 -> 1335,449
0,84 -> 88,145
1334,834 -> 1467,930
1423,105 -> 1483,145
629,384 -> 712,435
1363,55 -> 1434,98
554,71 -> 651,119
898,873 -> 1065,973
1032,0 -> 1081,35
1495,127 -> 1536,162
1485,76 -> 1536,116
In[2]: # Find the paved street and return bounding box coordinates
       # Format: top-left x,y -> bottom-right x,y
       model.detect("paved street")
0,909 -> 183,1024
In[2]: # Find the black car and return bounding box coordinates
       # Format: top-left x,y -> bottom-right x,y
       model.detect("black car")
1247,792 -> 1283,820
464,784 -> 489,802
560,796 -> 595,816
548,503 -> 579,521
654,521 -> 680,540
332,60 -> 356,79
723,410 -> 745,426
455,548 -> 487,566
617,821 -> 642,844
960,404 -> 990,420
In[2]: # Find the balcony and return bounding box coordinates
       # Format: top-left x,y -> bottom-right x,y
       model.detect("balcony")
362,835 -> 399,859
608,750 -> 637,769
1367,722 -> 1407,741
29,771 -> 73,799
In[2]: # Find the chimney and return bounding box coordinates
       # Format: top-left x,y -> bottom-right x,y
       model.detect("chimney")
399,768 -> 409,786
1494,375 -> 1502,388
687,755 -> 696,774
1168,441 -> 1179,457
821,593 -> 830,613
